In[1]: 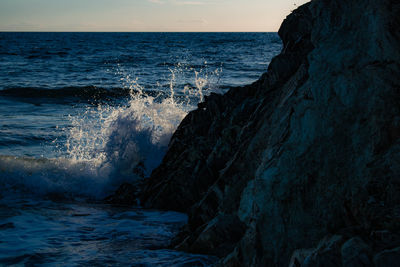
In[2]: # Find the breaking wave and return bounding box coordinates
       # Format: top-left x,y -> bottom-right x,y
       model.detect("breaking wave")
0,65 -> 222,199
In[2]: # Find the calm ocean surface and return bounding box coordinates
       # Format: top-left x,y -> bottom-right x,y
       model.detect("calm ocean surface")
0,32 -> 281,266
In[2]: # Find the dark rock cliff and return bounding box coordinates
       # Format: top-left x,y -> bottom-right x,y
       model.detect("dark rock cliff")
141,0 -> 400,265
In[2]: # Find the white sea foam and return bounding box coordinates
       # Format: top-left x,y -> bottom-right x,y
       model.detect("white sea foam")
0,64 -> 222,199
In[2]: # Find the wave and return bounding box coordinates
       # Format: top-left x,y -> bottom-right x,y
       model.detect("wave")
26,51 -> 69,59
0,85 -> 223,103
0,86 -> 196,106
0,86 -> 133,100
0,94 -> 184,200
0,64 -> 223,200
0,101 -> 177,200
102,54 -> 148,64
155,62 -> 220,69
0,155 -> 115,199
0,115 -> 169,200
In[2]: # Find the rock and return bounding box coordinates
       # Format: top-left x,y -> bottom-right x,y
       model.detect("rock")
302,235 -> 344,267
373,247 -> 400,267
289,249 -> 313,267
341,237 -> 372,267
177,214 -> 246,257
220,248 -> 241,267
293,235 -> 374,267
139,0 -> 400,265
370,230 -> 400,251
105,182 -> 142,206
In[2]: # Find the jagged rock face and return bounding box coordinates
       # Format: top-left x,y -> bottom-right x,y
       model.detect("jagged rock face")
141,0 -> 400,265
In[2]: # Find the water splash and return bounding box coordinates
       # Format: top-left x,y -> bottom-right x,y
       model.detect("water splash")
59,62 -> 222,195
0,63 -> 222,199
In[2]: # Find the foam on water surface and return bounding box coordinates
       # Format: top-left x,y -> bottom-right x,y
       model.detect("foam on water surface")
0,65 -> 221,266
0,63 -> 221,199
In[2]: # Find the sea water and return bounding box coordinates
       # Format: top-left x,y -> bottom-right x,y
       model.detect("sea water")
0,32 -> 281,266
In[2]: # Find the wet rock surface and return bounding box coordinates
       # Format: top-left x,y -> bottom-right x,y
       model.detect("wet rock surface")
138,0 -> 400,265
105,181 -> 142,206
374,246 -> 400,267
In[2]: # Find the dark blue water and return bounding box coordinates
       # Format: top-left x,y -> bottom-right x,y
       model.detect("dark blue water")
0,32 -> 281,266
0,32 -> 281,158
0,32 -> 279,91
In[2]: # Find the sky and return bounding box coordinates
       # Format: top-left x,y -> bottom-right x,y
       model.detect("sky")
0,0 -> 310,32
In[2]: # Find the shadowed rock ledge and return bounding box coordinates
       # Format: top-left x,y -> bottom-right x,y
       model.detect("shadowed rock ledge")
138,0 -> 400,265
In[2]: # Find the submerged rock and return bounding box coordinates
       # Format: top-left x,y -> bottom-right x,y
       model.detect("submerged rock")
105,182 -> 142,206
138,0 -> 400,265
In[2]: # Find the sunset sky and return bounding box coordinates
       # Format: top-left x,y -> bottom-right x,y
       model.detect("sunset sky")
0,0 -> 310,32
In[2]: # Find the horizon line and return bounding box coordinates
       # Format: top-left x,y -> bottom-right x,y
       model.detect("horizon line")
0,30 -> 277,33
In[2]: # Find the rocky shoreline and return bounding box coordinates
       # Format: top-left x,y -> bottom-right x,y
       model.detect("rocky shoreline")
110,0 -> 400,265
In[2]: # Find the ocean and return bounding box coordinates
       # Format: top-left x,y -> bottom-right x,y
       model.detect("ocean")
0,32 -> 281,266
